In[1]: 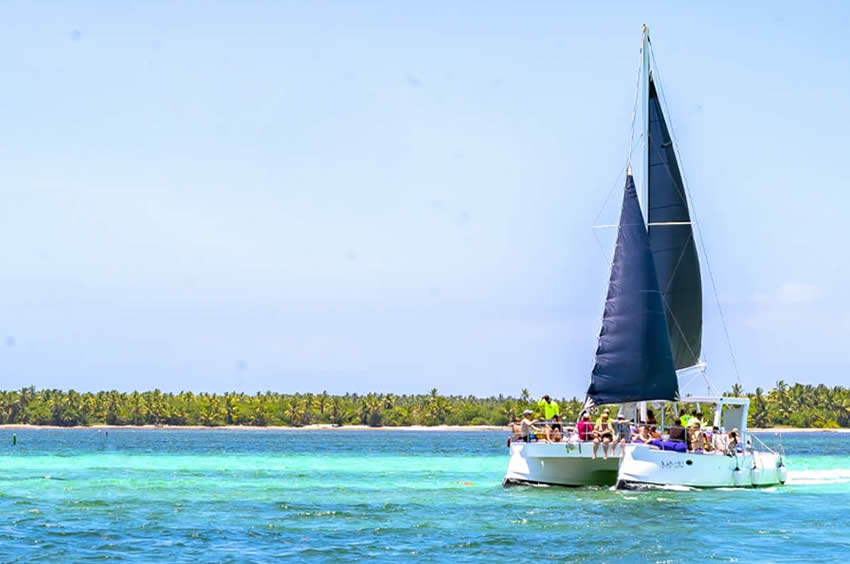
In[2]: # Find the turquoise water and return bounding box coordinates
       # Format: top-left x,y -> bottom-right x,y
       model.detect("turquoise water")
0,430 -> 848,562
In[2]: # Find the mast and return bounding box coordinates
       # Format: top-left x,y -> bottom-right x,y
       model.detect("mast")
640,25 -> 650,225
638,25 -> 651,421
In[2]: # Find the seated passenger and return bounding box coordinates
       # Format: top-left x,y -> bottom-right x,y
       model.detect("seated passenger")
518,410 -> 540,442
577,412 -> 595,441
667,422 -> 686,442
546,414 -> 564,442
689,420 -> 706,452
613,414 -> 631,457
593,409 -> 615,460
649,425 -> 661,440
728,428 -> 741,453
635,424 -> 653,444
710,426 -> 728,454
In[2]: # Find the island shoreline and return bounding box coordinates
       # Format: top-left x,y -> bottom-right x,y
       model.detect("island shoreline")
0,424 -> 847,433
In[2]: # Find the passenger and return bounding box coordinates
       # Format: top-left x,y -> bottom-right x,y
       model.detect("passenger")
646,409 -> 658,426
709,425 -> 727,454
635,424 -> 653,444
593,409 -> 615,460
518,410 -> 540,442
679,411 -> 691,427
649,425 -> 661,440
728,428 -> 740,453
510,416 -> 522,440
613,414 -> 631,457
690,410 -> 704,429
577,412 -> 595,441
537,394 -> 560,421
546,414 -> 564,442
689,420 -> 706,452
667,421 -> 686,442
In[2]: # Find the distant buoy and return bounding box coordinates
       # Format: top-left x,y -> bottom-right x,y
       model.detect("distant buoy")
12,434 -> 16,446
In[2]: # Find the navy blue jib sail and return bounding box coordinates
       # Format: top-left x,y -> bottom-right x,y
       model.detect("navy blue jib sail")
647,77 -> 702,370
587,175 -> 679,406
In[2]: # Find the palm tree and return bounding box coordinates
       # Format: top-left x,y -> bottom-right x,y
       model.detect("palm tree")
750,387 -> 769,428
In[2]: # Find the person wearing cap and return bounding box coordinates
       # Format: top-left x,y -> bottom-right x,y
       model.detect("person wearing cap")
613,414 -> 631,458
518,410 -> 540,442
536,394 -> 560,420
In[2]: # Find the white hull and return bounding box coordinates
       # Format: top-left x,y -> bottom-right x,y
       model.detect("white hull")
504,441 -> 620,487
617,443 -> 787,488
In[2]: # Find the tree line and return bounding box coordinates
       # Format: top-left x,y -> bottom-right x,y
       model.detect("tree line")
0,382 -> 846,428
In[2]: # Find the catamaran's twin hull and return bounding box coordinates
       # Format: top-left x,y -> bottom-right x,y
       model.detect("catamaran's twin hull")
503,442 -> 620,487
616,444 -> 787,488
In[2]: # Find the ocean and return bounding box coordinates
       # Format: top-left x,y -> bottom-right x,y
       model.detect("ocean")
0,429 -> 847,562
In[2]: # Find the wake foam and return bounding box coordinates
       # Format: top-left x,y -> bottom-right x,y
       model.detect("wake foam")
787,469 -> 850,485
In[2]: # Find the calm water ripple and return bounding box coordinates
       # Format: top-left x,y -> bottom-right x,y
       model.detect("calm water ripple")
0,430 -> 847,562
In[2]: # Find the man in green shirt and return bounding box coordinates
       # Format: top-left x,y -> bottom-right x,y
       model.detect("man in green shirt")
537,395 -> 560,420
689,409 -> 705,430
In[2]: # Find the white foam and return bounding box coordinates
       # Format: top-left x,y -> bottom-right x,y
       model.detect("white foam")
655,484 -> 697,492
787,469 -> 850,485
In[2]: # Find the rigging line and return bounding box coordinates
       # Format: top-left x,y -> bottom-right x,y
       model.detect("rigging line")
683,370 -> 707,393
661,295 -> 699,367
591,168 -> 626,268
626,46 -> 644,168
592,228 -> 615,269
593,168 -> 626,225
592,49 -> 644,227
654,228 -> 700,364
648,44 -> 743,387
662,233 -> 695,295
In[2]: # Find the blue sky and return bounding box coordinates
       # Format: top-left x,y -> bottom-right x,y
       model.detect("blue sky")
0,1 -> 848,398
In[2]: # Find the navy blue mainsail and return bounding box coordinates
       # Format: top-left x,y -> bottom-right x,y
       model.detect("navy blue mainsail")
587,175 -> 679,405
647,77 -> 702,370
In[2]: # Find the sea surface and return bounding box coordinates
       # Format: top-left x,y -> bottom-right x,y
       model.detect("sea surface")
0,429 -> 848,562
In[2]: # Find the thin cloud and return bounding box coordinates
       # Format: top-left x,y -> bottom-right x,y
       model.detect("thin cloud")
754,282 -> 819,306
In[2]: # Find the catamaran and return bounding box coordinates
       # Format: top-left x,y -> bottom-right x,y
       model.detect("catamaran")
504,26 -> 786,488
